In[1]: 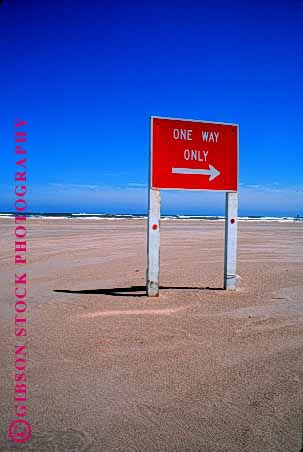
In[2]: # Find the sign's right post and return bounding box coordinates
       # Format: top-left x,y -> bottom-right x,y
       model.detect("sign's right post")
224,192 -> 238,290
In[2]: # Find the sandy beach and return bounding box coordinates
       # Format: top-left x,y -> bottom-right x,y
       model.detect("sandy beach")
0,218 -> 303,452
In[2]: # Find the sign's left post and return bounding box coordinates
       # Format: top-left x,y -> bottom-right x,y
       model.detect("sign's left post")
146,188 -> 161,296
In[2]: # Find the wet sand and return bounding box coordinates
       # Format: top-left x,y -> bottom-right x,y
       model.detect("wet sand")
0,218 -> 303,452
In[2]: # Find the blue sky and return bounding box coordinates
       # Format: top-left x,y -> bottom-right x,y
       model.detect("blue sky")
0,0 -> 302,215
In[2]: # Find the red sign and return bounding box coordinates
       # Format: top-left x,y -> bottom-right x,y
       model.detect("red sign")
150,116 -> 238,191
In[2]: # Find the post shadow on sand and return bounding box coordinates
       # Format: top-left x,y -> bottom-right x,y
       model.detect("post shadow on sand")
54,285 -> 223,297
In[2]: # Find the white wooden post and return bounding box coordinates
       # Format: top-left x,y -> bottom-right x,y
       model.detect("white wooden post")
147,188 -> 161,296
224,192 -> 238,290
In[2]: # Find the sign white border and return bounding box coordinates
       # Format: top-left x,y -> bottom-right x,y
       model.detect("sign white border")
149,115 -> 239,192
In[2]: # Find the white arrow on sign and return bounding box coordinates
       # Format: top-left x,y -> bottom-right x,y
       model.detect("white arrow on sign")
171,164 -> 220,181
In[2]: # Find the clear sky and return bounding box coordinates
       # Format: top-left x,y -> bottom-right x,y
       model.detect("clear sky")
0,0 -> 302,215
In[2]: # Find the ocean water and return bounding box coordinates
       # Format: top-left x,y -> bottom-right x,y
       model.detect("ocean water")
0,212 -> 301,222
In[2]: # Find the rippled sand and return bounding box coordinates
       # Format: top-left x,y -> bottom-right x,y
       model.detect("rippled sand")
0,218 -> 303,452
